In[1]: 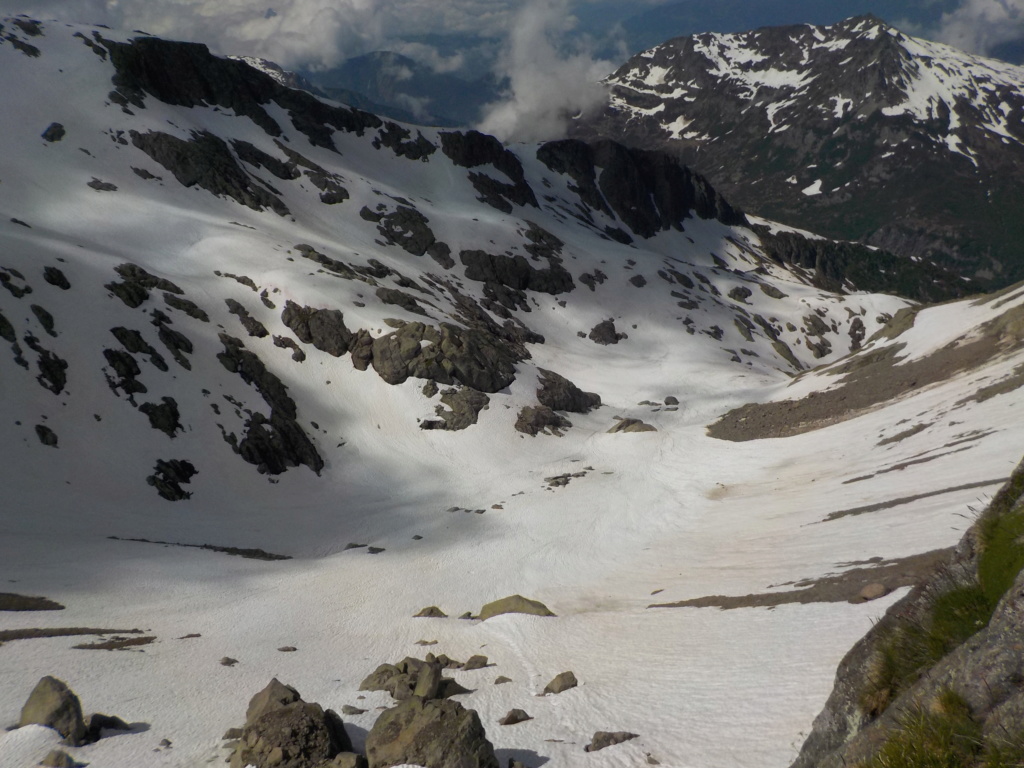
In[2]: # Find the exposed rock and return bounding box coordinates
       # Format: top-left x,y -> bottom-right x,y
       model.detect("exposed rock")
231,701 -> 352,768
514,405 -> 572,437
463,655 -> 488,671
373,122 -> 437,161
855,583 -> 890,602
30,304 -> 56,337
105,263 -> 183,309
629,274 -> 647,288
498,709 -> 531,726
39,749 -> 82,767
139,397 -> 183,438
543,671 -> 578,695
146,458 -> 197,501
220,657 -> 239,667
35,424 -> 58,447
365,696 -> 499,768
536,368 -> 600,413
111,326 -> 168,371
245,679 -> 302,725
589,319 -> 627,345
373,206 -> 438,257
226,298 -> 269,338
420,388 -> 490,431
440,130 -> 537,213
18,676 -> 87,746
130,129 -> 289,216
459,249 -> 573,312
163,293 -> 209,322
230,139 -> 300,181
87,178 -> 117,192
273,335 -> 306,362
341,706 -> 367,716
608,418 -> 657,434
41,122 -> 65,142
478,595 -> 555,621
664,396 -> 679,405
585,731 -> 639,752
31,344 -> 68,395
281,301 -> 352,357
326,753 -> 368,768
376,287 -> 428,316
414,606 -> 447,618
493,677 -> 512,686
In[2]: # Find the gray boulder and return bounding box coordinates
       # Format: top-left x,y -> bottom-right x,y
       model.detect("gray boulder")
245,678 -> 302,725
365,696 -> 499,768
588,319 -> 627,345
608,418 -> 657,434
498,709 -> 532,726
543,671 -> 578,695
514,405 -> 572,437
536,369 -> 600,413
18,676 -> 87,746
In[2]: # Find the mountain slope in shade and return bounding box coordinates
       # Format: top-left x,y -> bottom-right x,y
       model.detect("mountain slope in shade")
1,16 -> 1024,768
574,15 -> 1024,287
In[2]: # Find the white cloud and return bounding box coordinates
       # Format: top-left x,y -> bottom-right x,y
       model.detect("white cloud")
476,0 -> 613,143
933,0 -> 1024,56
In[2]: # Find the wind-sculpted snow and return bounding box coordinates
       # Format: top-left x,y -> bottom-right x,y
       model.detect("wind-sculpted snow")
2,16 -> 1024,768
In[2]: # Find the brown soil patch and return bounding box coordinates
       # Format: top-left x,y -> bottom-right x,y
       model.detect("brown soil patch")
708,301 -> 1024,442
648,549 -> 951,609
821,477 -> 1010,522
0,593 -> 64,611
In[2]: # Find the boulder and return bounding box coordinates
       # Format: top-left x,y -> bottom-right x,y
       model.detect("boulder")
325,753 -> 368,768
543,671 -> 578,695
462,655 -> 488,671
246,678 -> 302,725
18,676 -> 87,746
414,606 -> 447,618
588,319 -> 627,345
498,709 -> 532,726
231,701 -> 352,768
585,731 -> 639,752
39,750 -> 81,768
855,583 -> 890,602
365,696 -> 498,768
536,369 -> 600,413
478,595 -> 555,621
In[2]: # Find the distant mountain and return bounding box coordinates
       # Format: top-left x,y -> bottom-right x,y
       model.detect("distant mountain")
302,51 -> 502,127
573,15 -> 1024,287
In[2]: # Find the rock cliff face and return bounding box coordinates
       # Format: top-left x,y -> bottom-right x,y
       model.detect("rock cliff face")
792,461 -> 1024,768
574,15 -> 1024,288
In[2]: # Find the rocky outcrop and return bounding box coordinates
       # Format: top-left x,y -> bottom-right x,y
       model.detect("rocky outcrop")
585,731 -> 639,752
130,129 -> 289,216
514,405 -> 571,436
365,696 -> 499,768
281,301 -> 353,357
146,458 -> 197,500
359,657 -> 470,702
230,680 -> 352,768
536,369 -> 600,413
420,388 -> 490,431
537,138 -> 743,238
608,418 -> 657,433
543,671 -> 578,695
588,319 -> 627,345
790,459 -> 1024,768
440,130 -> 538,213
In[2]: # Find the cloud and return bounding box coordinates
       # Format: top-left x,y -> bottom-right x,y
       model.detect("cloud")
932,0 -> 1024,56
476,0 -> 613,143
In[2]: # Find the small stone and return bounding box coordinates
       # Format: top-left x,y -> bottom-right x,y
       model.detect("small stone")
277,646 -> 298,652
585,731 -> 639,752
458,612 -> 475,620
463,655 -> 488,671
414,606 -> 447,618
159,738 -> 172,747
498,709 -> 532,726
494,676 -> 512,685
220,657 -> 239,667
664,396 -> 679,405
341,705 -> 367,716
543,671 -> 578,695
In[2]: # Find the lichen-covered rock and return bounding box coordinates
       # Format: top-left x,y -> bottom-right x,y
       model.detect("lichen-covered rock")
536,369 -> 600,413
478,595 -> 555,621
420,388 -> 489,431
231,701 -> 351,768
18,676 -> 87,746
365,696 -> 499,768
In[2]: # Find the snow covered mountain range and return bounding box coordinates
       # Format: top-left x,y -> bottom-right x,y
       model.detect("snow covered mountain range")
1,15 -> 1024,768
575,15 -> 1024,287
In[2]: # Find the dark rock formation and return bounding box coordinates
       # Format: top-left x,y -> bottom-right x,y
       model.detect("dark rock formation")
217,334 -> 323,475
111,326 -> 168,371
131,130 -> 289,215
498,709 -> 531,726
226,298 -> 269,338
588,319 -> 627,345
536,368 -> 600,413
146,458 -> 197,500
41,267 -> 69,290
365,696 -> 498,768
231,139 -> 300,181
35,424 -> 58,447
359,658 -> 468,703
420,388 -> 490,431
105,262 -> 183,309
515,405 -> 572,436
608,418 -> 657,433
376,287 -> 428,317
139,396 -> 183,438
281,301 -> 352,357
372,122 -> 437,161
440,130 -> 538,213
163,293 -> 209,322
18,676 -> 87,746
41,122 -> 65,142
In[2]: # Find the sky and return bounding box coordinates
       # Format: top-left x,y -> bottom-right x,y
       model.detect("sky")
6,0 -> 1024,141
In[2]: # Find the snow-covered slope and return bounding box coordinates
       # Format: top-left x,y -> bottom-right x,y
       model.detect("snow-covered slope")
1,16 -> 1024,768
574,15 -> 1024,287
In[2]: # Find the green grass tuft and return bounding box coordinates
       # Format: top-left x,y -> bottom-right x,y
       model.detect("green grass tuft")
864,690 -> 981,768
